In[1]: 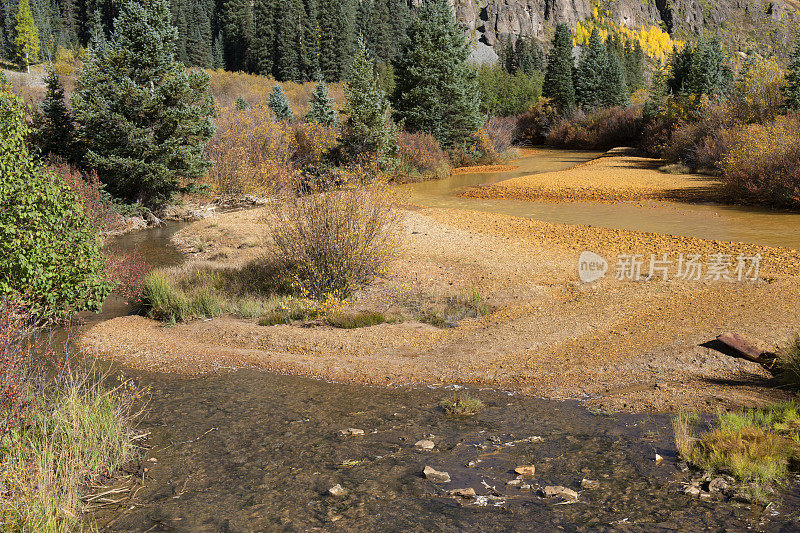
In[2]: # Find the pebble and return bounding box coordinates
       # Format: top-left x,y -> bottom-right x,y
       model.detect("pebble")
339,428 -> 365,437
520,484 -> 532,491
541,485 -> 579,501
415,439 -> 435,450
685,485 -> 701,496
514,465 -> 536,476
423,466 -> 451,483
581,478 -> 600,489
655,453 -> 663,463
328,484 -> 348,497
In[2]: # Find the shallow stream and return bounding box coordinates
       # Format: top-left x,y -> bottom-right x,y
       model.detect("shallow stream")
91,152 -> 800,531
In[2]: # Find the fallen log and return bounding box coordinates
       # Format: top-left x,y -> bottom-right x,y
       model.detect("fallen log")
715,332 -> 778,371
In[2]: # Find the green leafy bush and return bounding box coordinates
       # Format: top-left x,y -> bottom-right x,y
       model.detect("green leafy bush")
0,80 -> 112,319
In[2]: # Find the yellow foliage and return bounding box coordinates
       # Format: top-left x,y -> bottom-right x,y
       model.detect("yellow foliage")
573,11 -> 679,61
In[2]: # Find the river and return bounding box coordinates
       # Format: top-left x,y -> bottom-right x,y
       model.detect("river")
91,151 -> 800,531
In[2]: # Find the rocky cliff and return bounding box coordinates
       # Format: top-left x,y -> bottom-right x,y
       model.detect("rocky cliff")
437,0 -> 798,57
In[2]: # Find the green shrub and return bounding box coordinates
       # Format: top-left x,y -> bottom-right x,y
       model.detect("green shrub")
0,79 -> 112,319
189,288 -> 225,318
477,64 -> 542,117
258,306 -> 312,326
326,311 -> 386,329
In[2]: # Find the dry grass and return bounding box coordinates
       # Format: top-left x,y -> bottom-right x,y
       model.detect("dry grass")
777,336 -> 800,390
325,311 -> 387,329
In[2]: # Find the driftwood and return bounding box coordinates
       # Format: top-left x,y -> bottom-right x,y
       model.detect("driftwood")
715,332 -> 778,371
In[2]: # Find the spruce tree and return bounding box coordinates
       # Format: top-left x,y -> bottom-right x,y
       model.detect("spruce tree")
221,0 -> 253,71
72,0 -> 215,206
543,23 -> 575,113
392,0 -> 481,148
31,66 -> 78,163
14,0 -> 39,72
601,45 -> 629,107
268,84 -> 293,121
252,0 -> 275,75
274,0 -> 301,80
298,0 -> 320,80
338,37 -> 396,165
784,36 -> 800,110
305,79 -> 338,125
575,28 -> 606,109
317,0 -> 354,81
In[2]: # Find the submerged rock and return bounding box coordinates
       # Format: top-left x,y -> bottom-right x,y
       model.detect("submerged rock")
448,488 -> 476,498
541,485 -> 578,501
339,428 -> 365,437
708,477 -> 729,493
581,478 -> 600,489
684,484 -> 701,496
328,484 -> 348,497
423,466 -> 451,483
415,439 -> 435,451
514,465 -> 536,476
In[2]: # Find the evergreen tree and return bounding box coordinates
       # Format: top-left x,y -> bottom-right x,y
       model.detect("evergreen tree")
14,0 -> 39,72
338,37 -> 396,164
575,28 -> 606,109
252,0 -> 275,75
298,0 -> 319,80
392,0 -> 481,148
274,0 -> 301,80
503,37 -> 544,75
623,40 -> 645,93
268,84 -> 293,121
784,36 -> 800,110
212,31 -> 224,68
185,0 -> 213,67
601,44 -> 629,107
72,0 -> 215,206
543,23 -> 575,113
221,0 -> 252,70
87,8 -> 107,50
31,66 -> 77,162
317,0 -> 354,81
668,39 -> 732,100
305,78 -> 337,125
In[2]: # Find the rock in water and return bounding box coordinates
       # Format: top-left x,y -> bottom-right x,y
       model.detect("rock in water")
684,485 -> 701,496
541,485 -> 579,501
423,466 -> 451,483
708,477 -> 729,493
448,488 -> 476,498
581,478 -> 600,489
415,439 -> 435,450
328,484 -> 348,497
514,465 -> 536,476
339,428 -> 364,437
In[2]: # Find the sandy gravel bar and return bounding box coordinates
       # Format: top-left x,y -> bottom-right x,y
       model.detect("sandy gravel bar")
462,148 -> 723,203
79,204 -> 800,412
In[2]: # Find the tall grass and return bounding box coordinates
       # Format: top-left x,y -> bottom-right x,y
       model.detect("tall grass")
0,305 -> 138,532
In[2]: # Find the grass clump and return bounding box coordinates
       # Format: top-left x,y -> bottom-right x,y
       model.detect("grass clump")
326,311 -> 386,329
258,306 -> 314,326
412,289 -> 492,328
675,403 -> 800,501
141,271 -> 189,322
440,393 -> 484,417
776,336 -> 800,390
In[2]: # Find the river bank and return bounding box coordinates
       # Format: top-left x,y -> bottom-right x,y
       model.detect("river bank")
80,199 -> 800,412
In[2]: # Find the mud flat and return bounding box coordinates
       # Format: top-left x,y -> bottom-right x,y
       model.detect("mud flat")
79,202 -> 800,412
461,148 -> 723,203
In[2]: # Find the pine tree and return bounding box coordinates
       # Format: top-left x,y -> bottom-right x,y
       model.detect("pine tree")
87,8 -> 107,50
72,0 -> 215,206
185,0 -> 213,67
392,0 -> 481,148
543,23 -> 575,113
274,0 -> 301,80
685,39 -> 732,99
317,0 -> 353,81
252,0 -> 275,75
298,0 -> 319,80
221,0 -> 252,71
305,78 -> 337,125
784,36 -> 800,110
212,31 -> 224,68
601,44 -> 629,107
338,37 -> 396,165
268,84 -> 293,121
575,28 -> 606,109
31,66 -> 78,162
14,0 -> 39,72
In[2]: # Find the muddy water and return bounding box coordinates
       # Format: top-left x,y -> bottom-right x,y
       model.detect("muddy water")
400,149 -> 800,250
88,173 -> 800,531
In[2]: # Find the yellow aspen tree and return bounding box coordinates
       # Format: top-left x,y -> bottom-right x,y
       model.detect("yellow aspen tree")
14,0 -> 40,73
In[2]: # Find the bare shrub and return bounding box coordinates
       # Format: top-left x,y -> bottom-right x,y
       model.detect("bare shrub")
515,103 -> 561,145
546,106 -> 644,150
267,182 -> 397,298
486,116 -> 516,153
673,411 -> 697,459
